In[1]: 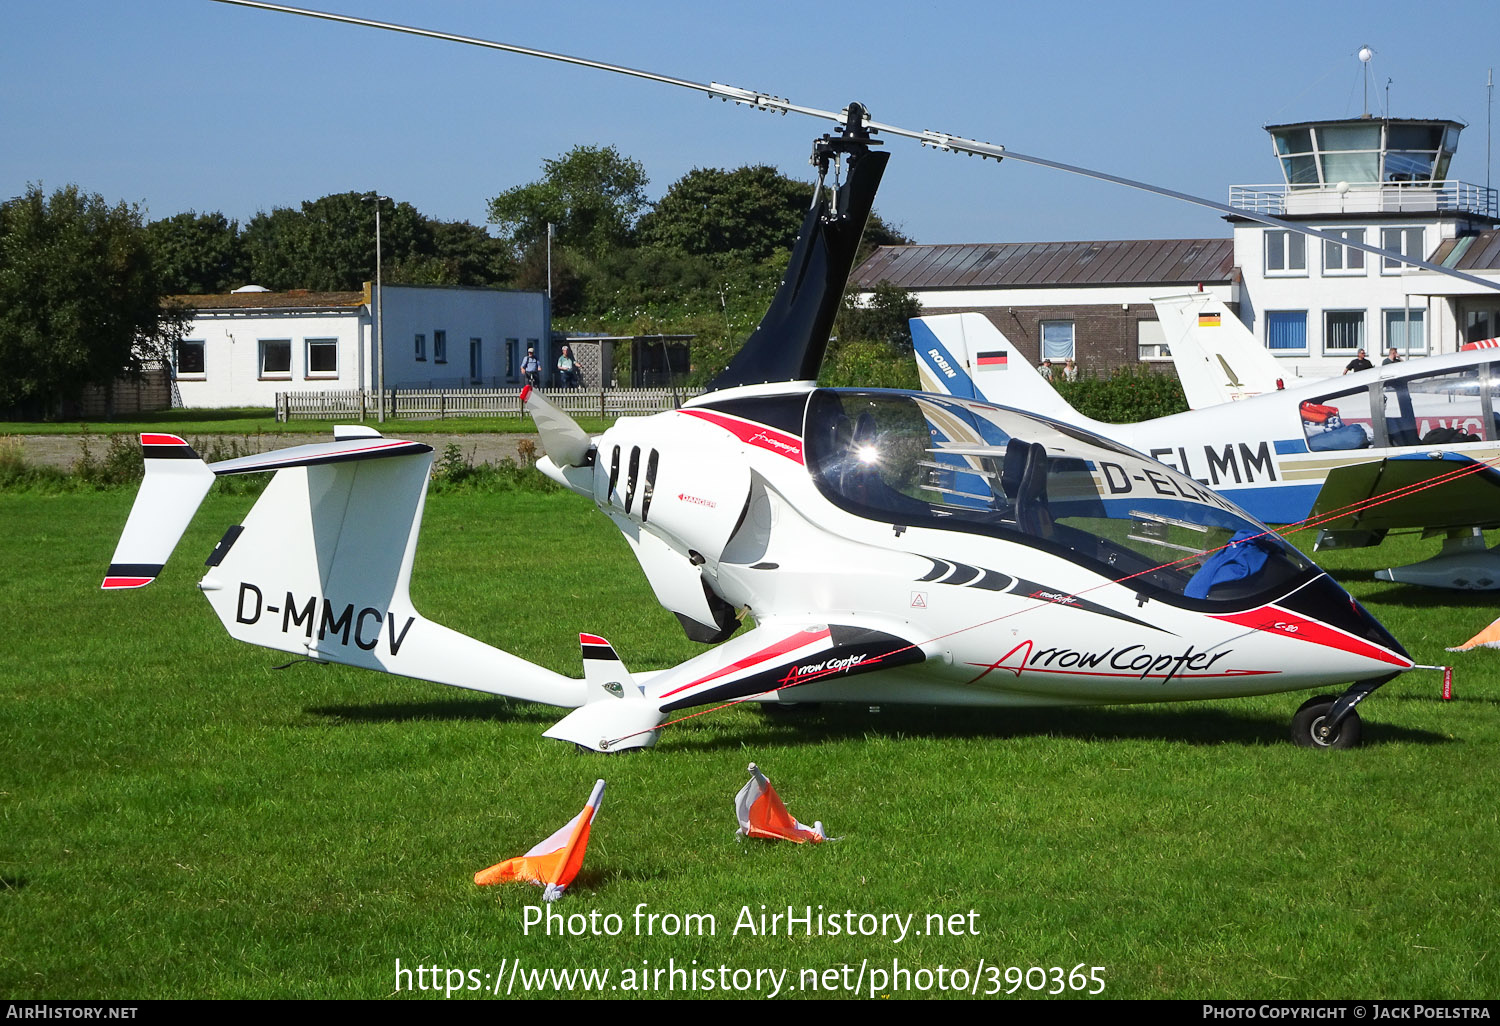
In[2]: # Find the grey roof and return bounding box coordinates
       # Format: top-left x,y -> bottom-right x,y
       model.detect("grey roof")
850,239 -> 1236,291
1431,230 -> 1500,271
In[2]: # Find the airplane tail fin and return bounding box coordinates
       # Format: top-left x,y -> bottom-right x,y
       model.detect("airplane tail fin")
911,313 -> 1082,422
542,634 -> 664,752
102,434 -> 216,589
1151,293 -> 1283,408
106,428 -> 585,709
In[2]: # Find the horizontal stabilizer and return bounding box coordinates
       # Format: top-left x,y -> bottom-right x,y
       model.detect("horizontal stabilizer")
208,437 -> 432,476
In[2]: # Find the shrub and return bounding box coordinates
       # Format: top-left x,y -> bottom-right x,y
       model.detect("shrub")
1054,366 -> 1187,423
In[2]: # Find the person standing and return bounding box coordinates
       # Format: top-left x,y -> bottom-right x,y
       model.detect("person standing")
1063,358 -> 1078,382
1382,347 -> 1403,366
1039,359 -> 1054,381
556,345 -> 579,388
1343,349 -> 1373,374
521,346 -> 542,387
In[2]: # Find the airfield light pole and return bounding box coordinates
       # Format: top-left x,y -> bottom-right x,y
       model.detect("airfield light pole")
365,193 -> 391,423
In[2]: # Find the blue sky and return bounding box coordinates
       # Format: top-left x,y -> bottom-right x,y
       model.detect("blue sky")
3,0 -> 1496,246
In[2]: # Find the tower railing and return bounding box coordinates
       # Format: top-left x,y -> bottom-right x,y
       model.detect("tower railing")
1229,181 -> 1497,218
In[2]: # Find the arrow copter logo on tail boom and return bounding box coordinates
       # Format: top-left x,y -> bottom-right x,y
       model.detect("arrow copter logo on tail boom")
104,7 -> 1418,751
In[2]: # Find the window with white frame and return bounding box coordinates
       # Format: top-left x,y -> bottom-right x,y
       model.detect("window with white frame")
260,339 -> 292,378
1040,320 -> 1074,360
1265,311 -> 1308,352
433,329 -> 447,364
1137,319 -> 1169,361
1265,230 -> 1306,275
1322,228 -> 1366,275
305,338 -> 338,377
415,333 -> 426,361
1324,311 -> 1365,353
1383,309 -> 1425,355
1381,227 -> 1425,274
175,340 -> 206,377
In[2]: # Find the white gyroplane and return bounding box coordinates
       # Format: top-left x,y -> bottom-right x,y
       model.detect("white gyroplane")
106,111 -> 1413,751
916,302 -> 1500,590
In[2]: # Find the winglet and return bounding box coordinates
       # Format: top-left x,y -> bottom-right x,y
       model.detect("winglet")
102,435 -> 215,589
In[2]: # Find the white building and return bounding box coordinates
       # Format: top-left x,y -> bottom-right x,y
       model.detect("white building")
172,284 -> 550,407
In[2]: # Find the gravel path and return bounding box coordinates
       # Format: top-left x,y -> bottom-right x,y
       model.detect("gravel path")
12,432 -> 541,470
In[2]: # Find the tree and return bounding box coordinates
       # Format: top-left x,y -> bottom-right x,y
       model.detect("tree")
421,219 -> 514,286
239,192 -> 434,291
637,165 -> 810,264
639,164 -> 912,266
487,145 -> 648,259
146,210 -> 244,294
0,184 -> 187,415
836,280 -> 923,350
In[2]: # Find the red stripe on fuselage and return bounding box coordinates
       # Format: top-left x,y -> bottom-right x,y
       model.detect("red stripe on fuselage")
659,628 -> 831,698
679,409 -> 804,463
1211,608 -> 1411,668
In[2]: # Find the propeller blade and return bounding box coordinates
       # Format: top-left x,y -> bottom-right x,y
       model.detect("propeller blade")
521,386 -> 593,468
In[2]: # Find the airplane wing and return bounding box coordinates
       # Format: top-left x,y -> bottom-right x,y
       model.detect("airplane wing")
1308,452 -> 1500,534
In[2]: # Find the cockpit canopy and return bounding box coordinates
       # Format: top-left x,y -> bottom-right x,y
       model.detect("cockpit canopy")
805,390 -> 1316,608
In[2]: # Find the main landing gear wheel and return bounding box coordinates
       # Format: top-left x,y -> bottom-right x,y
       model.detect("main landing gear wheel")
1291,696 -> 1363,750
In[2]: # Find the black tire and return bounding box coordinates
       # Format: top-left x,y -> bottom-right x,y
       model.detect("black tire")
1291,696 -> 1363,749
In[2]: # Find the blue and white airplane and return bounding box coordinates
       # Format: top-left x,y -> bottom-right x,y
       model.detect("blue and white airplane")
914,311 -> 1500,589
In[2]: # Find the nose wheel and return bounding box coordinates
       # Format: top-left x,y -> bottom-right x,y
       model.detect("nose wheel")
1291,696 -> 1362,749
1289,672 -> 1398,750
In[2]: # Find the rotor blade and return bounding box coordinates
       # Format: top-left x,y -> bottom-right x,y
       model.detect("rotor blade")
212,0 -> 1500,295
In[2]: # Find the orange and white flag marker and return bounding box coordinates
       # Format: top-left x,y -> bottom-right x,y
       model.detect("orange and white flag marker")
475,779 -> 605,901
1448,614 -> 1500,652
735,763 -> 826,843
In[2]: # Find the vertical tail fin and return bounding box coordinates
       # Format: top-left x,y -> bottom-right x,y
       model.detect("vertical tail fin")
541,634 -> 664,751
912,313 -> 1084,423
102,435 -> 215,589
1152,293 -> 1283,407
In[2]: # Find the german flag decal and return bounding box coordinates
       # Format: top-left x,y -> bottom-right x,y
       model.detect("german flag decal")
1198,313 -> 1221,328
976,350 -> 1008,367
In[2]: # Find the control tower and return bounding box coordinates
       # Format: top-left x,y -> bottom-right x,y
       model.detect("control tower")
1235,118 -> 1485,217
1227,107 -> 1498,370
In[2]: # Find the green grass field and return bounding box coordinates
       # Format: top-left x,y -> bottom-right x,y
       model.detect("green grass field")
2,485 -> 1498,1000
